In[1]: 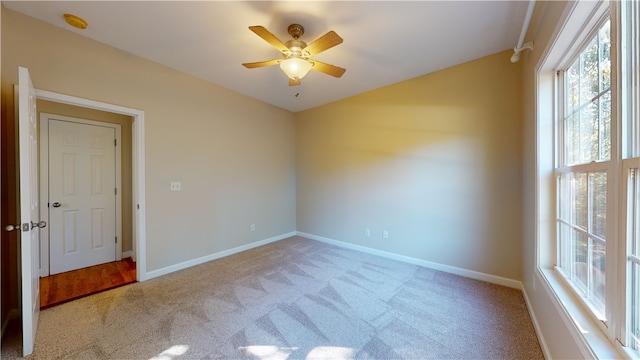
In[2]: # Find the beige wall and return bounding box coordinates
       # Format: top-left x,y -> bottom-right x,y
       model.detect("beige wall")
1,8 -> 296,277
36,100 -> 134,254
0,3 -> 595,356
521,1 -> 584,358
296,50 -> 523,280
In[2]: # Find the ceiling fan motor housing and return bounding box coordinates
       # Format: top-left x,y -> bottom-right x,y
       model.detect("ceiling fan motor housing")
284,39 -> 308,58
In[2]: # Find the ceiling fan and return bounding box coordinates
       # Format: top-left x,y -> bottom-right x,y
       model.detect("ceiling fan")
242,24 -> 346,86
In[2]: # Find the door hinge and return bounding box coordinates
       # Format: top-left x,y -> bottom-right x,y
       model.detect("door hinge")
115,188 -> 117,195
114,139 -> 117,146
115,236 -> 118,244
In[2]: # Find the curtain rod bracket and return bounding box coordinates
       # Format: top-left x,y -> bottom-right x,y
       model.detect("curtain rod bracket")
511,41 -> 534,63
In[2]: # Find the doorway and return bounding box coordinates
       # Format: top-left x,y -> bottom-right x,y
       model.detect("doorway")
35,90 -> 147,282
40,112 -> 123,275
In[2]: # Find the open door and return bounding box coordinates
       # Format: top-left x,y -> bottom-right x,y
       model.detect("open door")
17,66 -> 45,356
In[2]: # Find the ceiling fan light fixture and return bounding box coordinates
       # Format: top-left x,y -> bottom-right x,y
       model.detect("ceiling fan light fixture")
243,24 -> 344,86
280,57 -> 312,80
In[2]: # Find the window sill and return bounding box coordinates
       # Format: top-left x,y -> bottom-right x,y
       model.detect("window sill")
537,267 -> 627,359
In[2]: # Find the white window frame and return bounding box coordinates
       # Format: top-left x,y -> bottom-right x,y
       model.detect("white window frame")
537,0 -> 640,357
619,0 -> 640,356
622,158 -> 640,356
535,1 -> 625,358
554,14 -> 615,324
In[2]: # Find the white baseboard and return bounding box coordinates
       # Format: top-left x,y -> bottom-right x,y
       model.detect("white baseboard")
297,231 -> 523,290
1,309 -> 19,340
144,230 -> 522,289
145,232 -> 297,280
122,250 -> 133,259
521,285 -> 552,359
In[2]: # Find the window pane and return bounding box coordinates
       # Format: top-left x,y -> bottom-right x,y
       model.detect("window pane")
599,20 -> 611,92
622,0 -> 640,158
567,61 -> 581,115
581,102 -> 600,163
581,36 -> 600,104
574,173 -> 588,229
558,222 -> 572,269
567,114 -> 579,165
559,173 -> 571,222
632,169 -> 640,257
592,239 -> 606,310
591,171 -> 607,238
600,91 -> 612,160
572,230 -> 589,290
564,20 -> 611,166
631,262 -> 640,350
630,168 -> 640,352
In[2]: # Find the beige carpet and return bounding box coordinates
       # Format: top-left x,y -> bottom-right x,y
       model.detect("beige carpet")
2,236 -> 543,359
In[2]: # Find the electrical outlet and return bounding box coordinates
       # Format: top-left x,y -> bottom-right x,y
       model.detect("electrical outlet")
170,181 -> 181,191
383,230 -> 389,239
365,228 -> 371,237
250,224 -> 256,232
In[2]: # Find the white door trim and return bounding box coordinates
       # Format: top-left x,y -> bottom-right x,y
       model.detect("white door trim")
39,114 -> 123,277
35,89 -> 147,282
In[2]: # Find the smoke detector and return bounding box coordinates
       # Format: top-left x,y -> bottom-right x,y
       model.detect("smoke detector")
64,14 -> 88,30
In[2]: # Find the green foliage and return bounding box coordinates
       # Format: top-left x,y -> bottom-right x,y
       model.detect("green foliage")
565,20 -> 611,166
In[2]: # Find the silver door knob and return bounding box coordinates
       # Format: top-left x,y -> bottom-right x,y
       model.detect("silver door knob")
52,202 -> 61,208
31,221 -> 47,229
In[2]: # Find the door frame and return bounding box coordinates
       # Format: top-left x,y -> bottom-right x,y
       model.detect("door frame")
35,89 -> 147,281
39,114 -> 123,277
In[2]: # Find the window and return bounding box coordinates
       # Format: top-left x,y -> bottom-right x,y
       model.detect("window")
622,0 -> 640,352
556,19 -> 611,320
544,0 -> 640,356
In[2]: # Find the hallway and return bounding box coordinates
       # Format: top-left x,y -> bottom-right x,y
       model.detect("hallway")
40,258 -> 136,309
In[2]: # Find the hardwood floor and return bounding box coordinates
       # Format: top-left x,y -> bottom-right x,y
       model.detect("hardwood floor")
40,257 -> 136,309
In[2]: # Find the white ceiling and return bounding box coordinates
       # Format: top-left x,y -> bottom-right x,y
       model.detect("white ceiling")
2,1 -> 529,113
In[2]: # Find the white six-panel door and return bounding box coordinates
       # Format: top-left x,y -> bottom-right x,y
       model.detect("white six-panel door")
17,66 -> 42,357
48,119 -> 117,274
